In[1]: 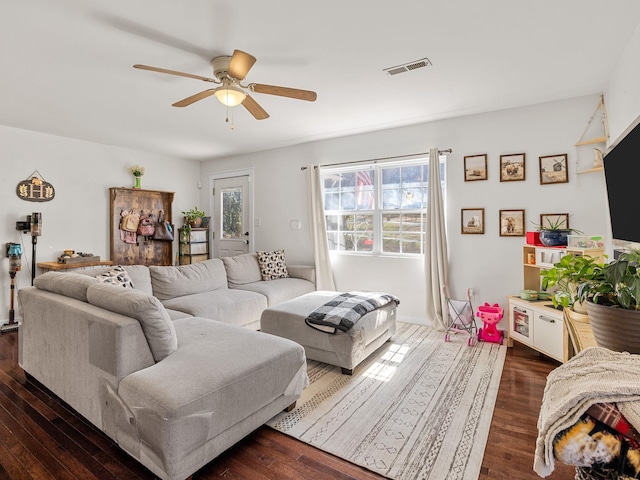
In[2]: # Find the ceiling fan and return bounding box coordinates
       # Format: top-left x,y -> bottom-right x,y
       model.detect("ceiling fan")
133,50 -> 317,120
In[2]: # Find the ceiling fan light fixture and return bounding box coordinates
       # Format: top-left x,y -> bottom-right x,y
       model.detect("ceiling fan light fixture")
214,84 -> 246,107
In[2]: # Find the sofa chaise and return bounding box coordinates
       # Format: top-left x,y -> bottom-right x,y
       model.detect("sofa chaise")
17,254 -> 315,480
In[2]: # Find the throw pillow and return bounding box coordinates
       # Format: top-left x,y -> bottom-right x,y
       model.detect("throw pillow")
86,283 -> 177,362
256,249 -> 289,281
96,265 -> 135,288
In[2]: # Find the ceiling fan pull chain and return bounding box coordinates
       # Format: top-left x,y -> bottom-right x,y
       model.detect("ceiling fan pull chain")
224,103 -> 235,130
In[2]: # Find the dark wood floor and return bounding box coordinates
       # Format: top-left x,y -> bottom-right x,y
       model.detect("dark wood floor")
0,330 -> 576,479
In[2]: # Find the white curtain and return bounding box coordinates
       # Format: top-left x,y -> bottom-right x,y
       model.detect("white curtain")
307,164 -> 336,291
424,148 -> 449,331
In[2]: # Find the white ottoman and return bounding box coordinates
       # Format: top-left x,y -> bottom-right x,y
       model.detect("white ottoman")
260,291 -> 397,374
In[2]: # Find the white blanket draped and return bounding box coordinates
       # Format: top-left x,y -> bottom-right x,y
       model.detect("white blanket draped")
534,347 -> 640,477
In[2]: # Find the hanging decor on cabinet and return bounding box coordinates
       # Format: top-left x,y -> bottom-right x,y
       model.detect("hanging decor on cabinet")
153,210 -> 174,241
137,210 -> 157,237
128,164 -> 145,189
120,209 -> 139,244
16,170 -> 55,202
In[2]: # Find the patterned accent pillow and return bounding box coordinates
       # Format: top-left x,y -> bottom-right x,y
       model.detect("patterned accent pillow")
95,265 -> 135,288
256,249 -> 290,281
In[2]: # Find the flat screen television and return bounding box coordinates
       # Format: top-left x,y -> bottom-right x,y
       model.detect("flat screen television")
603,113 -> 640,244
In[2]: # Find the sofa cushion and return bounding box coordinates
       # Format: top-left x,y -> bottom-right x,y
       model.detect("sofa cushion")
95,265 -> 135,288
33,271 -> 99,302
256,249 -> 289,281
117,317 -> 307,476
161,289 -> 267,328
149,259 -> 228,301
234,277 -> 315,307
221,253 -> 262,286
86,283 -> 177,362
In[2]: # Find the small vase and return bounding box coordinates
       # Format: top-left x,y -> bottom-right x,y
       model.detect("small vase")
133,176 -> 142,189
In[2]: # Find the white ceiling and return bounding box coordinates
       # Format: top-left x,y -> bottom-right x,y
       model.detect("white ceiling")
2,1 -> 640,161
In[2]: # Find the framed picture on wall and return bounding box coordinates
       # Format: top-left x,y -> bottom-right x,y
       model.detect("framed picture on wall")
499,209 -> 525,236
500,153 -> 526,182
464,154 -> 488,181
540,213 -> 569,230
461,208 -> 485,234
539,154 -> 569,184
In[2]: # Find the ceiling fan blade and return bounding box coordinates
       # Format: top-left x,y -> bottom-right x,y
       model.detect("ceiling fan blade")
133,64 -> 216,83
172,89 -> 217,107
242,95 -> 270,120
250,83 -> 317,102
228,50 -> 257,81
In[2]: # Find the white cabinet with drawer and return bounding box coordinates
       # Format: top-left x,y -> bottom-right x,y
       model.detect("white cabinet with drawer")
507,296 -> 563,362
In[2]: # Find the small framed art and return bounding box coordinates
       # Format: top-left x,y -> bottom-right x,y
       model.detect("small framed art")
540,213 -> 569,230
461,208 -> 484,234
500,153 -> 526,182
464,154 -> 488,181
499,209 -> 525,236
539,154 -> 568,185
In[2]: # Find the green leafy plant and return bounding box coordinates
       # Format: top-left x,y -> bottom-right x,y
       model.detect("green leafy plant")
530,218 -> 581,233
576,249 -> 640,310
540,253 -> 602,309
181,206 -> 206,235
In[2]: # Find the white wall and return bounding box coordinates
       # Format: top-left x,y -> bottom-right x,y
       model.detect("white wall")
200,95 -> 613,324
0,125 -> 201,323
606,21 -> 640,143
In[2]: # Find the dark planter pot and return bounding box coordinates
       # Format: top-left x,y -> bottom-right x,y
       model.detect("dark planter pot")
539,229 -> 570,247
586,301 -> 640,354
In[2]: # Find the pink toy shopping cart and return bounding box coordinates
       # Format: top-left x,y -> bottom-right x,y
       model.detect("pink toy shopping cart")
476,303 -> 505,344
443,285 -> 478,346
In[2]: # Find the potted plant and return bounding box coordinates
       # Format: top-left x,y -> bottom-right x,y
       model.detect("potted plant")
531,217 -> 581,247
573,248 -> 640,354
181,206 -> 206,235
540,253 -> 602,314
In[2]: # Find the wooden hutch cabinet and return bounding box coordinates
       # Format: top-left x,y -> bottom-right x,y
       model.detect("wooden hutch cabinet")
109,187 -> 174,266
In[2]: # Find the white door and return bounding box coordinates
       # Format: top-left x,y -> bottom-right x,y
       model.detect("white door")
213,175 -> 251,258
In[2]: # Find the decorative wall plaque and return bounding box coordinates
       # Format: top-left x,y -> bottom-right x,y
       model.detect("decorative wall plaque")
16,171 -> 55,202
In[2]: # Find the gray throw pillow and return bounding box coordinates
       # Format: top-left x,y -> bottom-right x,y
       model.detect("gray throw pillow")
86,282 -> 177,362
33,272 -> 99,302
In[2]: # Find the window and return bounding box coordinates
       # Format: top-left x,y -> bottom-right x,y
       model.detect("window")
322,157 -> 445,255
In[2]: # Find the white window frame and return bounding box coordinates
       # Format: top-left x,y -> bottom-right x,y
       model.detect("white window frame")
322,156 -> 446,256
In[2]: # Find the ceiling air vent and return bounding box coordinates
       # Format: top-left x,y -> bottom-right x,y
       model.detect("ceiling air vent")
383,57 -> 432,76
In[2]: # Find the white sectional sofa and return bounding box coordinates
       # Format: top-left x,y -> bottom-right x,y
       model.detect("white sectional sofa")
18,254 -> 315,480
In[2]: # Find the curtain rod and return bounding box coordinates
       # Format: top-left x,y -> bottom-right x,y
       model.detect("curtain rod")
299,149 -> 452,170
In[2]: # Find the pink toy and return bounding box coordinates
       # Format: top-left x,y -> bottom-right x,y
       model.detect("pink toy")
476,303 -> 505,344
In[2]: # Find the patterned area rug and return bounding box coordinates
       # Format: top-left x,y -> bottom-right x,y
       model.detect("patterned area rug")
267,322 -> 507,480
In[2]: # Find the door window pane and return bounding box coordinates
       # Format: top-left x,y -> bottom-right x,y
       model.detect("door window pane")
222,187 -> 243,239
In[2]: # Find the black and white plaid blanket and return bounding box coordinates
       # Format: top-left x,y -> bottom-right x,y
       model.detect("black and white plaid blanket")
305,291 -> 400,333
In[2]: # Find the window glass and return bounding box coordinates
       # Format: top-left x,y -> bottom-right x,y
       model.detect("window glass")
222,187 -> 243,239
323,157 -> 444,256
